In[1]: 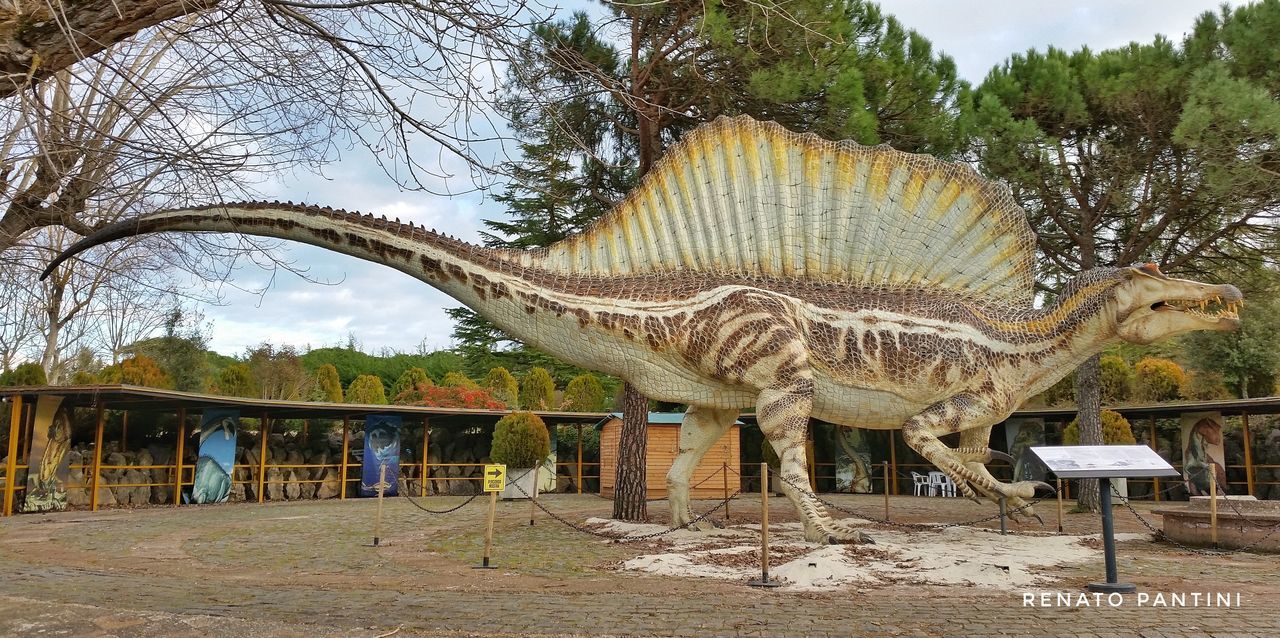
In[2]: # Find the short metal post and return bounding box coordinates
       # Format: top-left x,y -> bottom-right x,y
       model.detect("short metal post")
1209,466 -> 1219,549
748,462 -> 779,588
998,497 -> 1007,535
1055,478 -> 1064,534
1087,477 -> 1135,593
882,461 -> 890,522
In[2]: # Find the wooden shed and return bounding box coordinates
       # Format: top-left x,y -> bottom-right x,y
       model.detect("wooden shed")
597,413 -> 740,499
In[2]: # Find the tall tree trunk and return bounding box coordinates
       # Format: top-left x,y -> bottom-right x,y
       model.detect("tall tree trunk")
612,381 -> 648,521
1074,353 -> 1102,512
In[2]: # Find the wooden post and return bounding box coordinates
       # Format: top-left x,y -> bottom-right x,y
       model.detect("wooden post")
888,431 -> 898,496
576,424 -> 583,495
1064,479 -> 1071,500
882,461 -> 890,522
173,408 -> 187,506
3,396 -> 22,517
747,462 -> 778,587
121,410 -> 128,449
1209,466 -> 1219,549
302,419 -> 309,441
1056,478 -> 1064,534
529,464 -> 540,526
1241,412 -> 1254,496
339,417 -> 350,500
257,414 -> 270,504
90,405 -> 105,512
1149,415 -> 1161,501
480,490 -> 498,568
722,461 -> 730,521
806,432 -> 816,491
373,462 -> 387,547
420,418 -> 430,498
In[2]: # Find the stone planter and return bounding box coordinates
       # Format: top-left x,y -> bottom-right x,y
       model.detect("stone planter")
500,467 -> 540,500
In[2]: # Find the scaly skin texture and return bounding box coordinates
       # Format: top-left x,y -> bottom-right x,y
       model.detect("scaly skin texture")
43,204 -> 1243,543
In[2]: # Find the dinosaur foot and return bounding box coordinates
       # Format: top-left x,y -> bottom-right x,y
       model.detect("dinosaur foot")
981,481 -> 1054,525
804,521 -> 874,545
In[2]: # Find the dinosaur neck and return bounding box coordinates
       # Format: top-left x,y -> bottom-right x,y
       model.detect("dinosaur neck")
1012,269 -> 1125,397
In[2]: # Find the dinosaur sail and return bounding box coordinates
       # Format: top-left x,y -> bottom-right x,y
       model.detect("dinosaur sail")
522,116 -> 1037,305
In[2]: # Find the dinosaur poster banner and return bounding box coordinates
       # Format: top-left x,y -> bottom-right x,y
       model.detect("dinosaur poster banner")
834,428 -> 874,493
1181,412 -> 1227,496
361,415 -> 400,496
23,395 -> 71,513
1004,418 -> 1046,482
192,409 -> 238,504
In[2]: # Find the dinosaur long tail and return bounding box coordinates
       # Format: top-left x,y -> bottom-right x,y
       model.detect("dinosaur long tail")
39,201 -> 486,283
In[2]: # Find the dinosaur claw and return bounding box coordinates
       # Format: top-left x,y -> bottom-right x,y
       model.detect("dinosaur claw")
988,450 -> 1015,464
1032,511 -> 1045,526
1028,481 -> 1055,494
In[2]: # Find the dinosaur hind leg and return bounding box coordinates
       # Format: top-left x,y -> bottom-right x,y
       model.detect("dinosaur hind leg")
757,384 -> 870,545
668,405 -> 739,529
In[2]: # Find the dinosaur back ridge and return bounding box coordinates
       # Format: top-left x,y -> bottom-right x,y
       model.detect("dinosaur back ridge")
519,116 -> 1036,305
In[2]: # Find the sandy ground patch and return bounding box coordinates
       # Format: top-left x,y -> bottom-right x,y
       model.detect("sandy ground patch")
593,516 -> 1146,590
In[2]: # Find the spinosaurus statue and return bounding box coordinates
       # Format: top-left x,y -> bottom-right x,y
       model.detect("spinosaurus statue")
44,116 -> 1243,543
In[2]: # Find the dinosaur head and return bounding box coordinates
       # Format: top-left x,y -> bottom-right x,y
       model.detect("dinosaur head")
1111,263 -> 1242,344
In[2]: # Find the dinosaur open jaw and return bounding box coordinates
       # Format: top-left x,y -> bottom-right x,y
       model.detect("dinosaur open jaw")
1149,297 -> 1242,321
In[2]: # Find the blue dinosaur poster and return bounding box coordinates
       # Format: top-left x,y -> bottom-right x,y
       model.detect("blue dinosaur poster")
193,409 -> 238,504
362,415 -> 401,496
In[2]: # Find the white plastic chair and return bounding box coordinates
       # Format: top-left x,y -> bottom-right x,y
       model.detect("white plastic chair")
911,472 -> 934,496
929,472 -> 956,497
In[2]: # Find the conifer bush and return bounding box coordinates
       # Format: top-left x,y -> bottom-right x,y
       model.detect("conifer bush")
490,412 -> 550,468
1063,409 -> 1136,445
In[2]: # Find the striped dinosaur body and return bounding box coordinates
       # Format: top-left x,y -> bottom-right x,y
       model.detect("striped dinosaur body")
45,117 -> 1242,543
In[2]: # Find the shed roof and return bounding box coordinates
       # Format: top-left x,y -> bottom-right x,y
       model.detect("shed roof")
0,384 -> 607,427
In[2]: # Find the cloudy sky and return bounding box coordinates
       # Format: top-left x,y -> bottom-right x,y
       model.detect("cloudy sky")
199,0 -> 1236,357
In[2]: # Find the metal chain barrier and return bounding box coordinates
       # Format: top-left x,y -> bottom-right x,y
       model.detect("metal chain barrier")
775,471 -> 1047,531
396,477 -> 483,514
510,473 -> 743,541
392,467 -> 535,515
1109,482 -> 1280,555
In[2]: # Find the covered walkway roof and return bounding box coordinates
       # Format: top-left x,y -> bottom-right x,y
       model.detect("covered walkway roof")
0,384 -> 609,427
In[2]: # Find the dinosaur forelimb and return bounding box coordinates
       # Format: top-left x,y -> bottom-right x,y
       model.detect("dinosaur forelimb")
667,406 -> 738,529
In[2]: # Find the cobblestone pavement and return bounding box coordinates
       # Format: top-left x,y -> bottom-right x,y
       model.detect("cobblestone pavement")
0,495 -> 1276,637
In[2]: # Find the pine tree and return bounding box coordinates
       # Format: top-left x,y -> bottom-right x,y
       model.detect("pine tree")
483,367 -> 520,408
519,367 -> 556,411
345,374 -> 388,405
970,5 -> 1280,509
312,363 -> 344,402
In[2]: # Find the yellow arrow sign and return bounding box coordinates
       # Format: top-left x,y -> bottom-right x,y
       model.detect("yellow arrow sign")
483,464 -> 507,493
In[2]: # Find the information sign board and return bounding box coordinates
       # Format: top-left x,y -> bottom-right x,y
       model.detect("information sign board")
1029,445 -> 1179,479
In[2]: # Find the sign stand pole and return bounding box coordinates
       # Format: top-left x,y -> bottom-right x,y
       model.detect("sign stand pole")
476,463 -> 505,569
479,490 -> 498,569
1087,477 -> 1135,593
998,497 -> 1007,535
